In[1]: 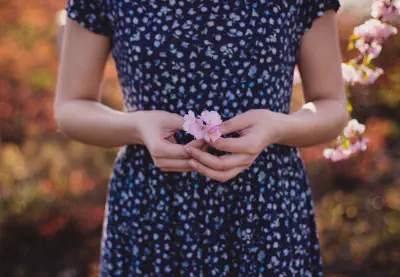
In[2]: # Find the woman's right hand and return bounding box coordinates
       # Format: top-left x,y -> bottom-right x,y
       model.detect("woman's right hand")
134,110 -> 207,172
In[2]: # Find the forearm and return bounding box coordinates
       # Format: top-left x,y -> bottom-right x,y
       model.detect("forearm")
54,99 -> 143,148
272,98 -> 349,148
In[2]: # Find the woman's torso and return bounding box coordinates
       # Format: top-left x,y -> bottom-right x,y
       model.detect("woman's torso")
103,0 -> 307,177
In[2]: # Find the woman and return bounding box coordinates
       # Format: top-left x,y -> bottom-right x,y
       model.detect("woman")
55,0 -> 348,276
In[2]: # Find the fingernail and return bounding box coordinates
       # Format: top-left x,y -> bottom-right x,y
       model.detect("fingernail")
189,159 -> 197,169
184,146 -> 191,154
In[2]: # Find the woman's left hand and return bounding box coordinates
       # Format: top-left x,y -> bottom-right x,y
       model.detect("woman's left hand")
183,109 -> 283,182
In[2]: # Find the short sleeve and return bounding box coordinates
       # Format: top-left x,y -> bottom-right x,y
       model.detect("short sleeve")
297,0 -> 341,38
65,0 -> 112,37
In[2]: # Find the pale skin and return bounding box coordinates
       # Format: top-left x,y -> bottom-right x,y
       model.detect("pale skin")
55,10 -> 348,182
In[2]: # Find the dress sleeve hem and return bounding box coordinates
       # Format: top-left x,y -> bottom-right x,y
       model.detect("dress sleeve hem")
298,1 -> 341,39
65,3 -> 112,37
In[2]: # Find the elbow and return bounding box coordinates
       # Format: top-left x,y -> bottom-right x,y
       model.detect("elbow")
335,99 -> 350,137
53,102 -> 61,127
53,99 -> 70,139
53,97 -> 63,129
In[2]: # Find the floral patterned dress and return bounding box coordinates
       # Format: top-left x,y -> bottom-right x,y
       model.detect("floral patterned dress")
65,0 -> 340,276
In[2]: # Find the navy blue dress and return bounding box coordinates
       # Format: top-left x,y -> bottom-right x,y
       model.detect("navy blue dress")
65,0 -> 340,276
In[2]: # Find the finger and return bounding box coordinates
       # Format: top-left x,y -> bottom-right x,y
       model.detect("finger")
161,167 -> 192,172
161,113 -> 185,131
186,139 -> 206,149
150,142 -> 190,159
188,159 -> 247,183
219,112 -> 254,135
163,130 -> 177,139
209,136 -> 259,154
187,139 -> 210,152
185,145 -> 252,171
165,135 -> 177,144
153,158 -> 191,169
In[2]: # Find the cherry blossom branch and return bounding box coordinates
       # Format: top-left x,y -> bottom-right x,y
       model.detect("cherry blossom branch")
293,0 -> 399,161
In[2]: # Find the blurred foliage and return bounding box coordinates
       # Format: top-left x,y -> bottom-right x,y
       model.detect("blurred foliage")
0,1 -> 400,277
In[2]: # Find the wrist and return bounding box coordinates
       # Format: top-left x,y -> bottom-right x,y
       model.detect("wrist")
266,111 -> 299,145
123,111 -> 145,145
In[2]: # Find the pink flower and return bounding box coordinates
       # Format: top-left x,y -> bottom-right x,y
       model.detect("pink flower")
183,111 -> 205,140
355,39 -> 370,53
191,119 -> 207,140
198,110 -> 222,125
183,110 -> 196,132
348,119 -> 366,134
367,42 -> 383,59
348,137 -> 370,153
183,110 -> 223,142
371,1 -> 386,19
371,0 -> 400,22
323,148 -> 350,162
354,19 -> 397,43
343,119 -> 366,138
323,137 -> 370,162
341,63 -> 359,85
342,63 -> 383,85
324,120 -> 369,162
203,124 -> 222,143
355,40 -> 382,59
357,65 -> 384,85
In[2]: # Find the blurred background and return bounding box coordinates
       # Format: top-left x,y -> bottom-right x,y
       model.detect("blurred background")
0,0 -> 399,276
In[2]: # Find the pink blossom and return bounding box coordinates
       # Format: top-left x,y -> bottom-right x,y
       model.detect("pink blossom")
183,110 -> 196,132
371,0 -> 400,22
183,110 -> 223,142
183,111 -> 206,140
355,39 -> 370,53
383,8 -> 400,22
323,137 -> 369,162
357,65 -> 384,85
371,1 -> 387,19
368,42 -> 383,59
324,119 -> 369,162
191,119 -> 207,140
343,119 -> 366,138
348,119 -> 366,134
203,124 -> 222,143
323,148 -> 350,162
198,110 -> 222,126
348,138 -> 370,153
353,19 -> 397,43
322,148 -> 336,160
355,40 -> 382,59
341,63 -> 359,85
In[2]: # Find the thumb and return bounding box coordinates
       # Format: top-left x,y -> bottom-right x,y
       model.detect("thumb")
219,112 -> 252,135
162,113 -> 185,131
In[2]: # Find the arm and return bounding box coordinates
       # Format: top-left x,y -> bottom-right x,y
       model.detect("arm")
273,10 -> 349,147
54,19 -> 142,148
55,18 -> 203,172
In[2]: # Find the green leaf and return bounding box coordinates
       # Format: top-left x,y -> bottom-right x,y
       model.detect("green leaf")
347,101 -> 353,113
347,34 -> 360,51
362,69 -> 368,80
363,55 -> 372,65
348,41 -> 355,51
343,138 -> 350,150
349,34 -> 360,41
365,62 -> 376,70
